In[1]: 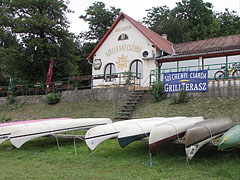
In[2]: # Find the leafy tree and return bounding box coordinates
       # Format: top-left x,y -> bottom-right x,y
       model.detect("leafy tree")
142,6 -> 185,43
0,6 -> 25,85
172,0 -> 220,41
79,1 -> 121,42
78,1 -> 121,80
216,9 -> 240,36
0,0 -> 80,83
142,0 -> 240,43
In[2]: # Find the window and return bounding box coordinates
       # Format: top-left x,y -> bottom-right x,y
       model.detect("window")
130,60 -> 143,78
118,33 -> 129,41
104,63 -> 116,81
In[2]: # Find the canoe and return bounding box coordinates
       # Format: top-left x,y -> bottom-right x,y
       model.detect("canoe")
85,117 -> 171,150
118,117 -> 186,148
149,117 -> 204,156
185,117 -> 235,160
10,118 -> 112,148
218,125 -> 240,150
0,118 -> 72,145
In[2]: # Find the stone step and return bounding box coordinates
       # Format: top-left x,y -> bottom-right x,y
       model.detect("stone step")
114,116 -> 130,120
117,111 -> 131,115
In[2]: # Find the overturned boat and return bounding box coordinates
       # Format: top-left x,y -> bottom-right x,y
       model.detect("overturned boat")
118,117 -> 186,148
149,117 -> 204,156
8,118 -> 112,148
218,124 -> 240,151
185,117 -> 235,160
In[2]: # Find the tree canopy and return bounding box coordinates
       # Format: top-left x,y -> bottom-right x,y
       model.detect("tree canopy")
79,1 -> 121,43
0,0 -> 239,85
0,0 -> 81,84
142,0 -> 240,43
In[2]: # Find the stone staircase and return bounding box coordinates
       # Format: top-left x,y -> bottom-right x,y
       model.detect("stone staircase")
114,90 -> 147,121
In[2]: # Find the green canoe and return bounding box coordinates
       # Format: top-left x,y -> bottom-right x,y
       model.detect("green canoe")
218,125 -> 240,150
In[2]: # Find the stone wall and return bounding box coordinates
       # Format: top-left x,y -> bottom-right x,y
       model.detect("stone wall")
0,87 -> 131,106
0,80 -> 239,106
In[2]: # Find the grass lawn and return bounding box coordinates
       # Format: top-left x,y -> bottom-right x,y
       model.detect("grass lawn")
0,94 -> 239,180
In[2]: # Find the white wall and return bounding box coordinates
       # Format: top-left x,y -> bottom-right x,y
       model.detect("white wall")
92,18 -> 156,87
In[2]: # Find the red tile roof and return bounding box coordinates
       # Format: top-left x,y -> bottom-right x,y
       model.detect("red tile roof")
174,34 -> 240,56
87,12 -> 174,59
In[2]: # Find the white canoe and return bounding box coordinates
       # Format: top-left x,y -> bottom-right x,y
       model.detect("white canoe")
85,117 -> 168,150
118,117 -> 186,148
185,117 -> 234,160
0,118 -> 72,145
10,118 -> 111,148
149,117 -> 204,156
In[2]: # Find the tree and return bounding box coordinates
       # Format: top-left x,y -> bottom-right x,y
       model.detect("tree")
173,0 -> 220,41
142,0 -> 238,43
216,9 -> 240,36
79,1 -> 121,42
142,6 -> 185,43
0,0 -> 80,83
78,2 -> 121,79
0,3 -> 25,85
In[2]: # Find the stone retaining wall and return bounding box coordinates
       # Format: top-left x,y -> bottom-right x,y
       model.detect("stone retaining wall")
0,80 -> 239,106
0,87 -> 130,106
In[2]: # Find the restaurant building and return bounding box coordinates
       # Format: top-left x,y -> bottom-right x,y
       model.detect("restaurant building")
87,12 -> 240,87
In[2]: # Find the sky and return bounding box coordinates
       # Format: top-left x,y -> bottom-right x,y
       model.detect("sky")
66,0 -> 240,35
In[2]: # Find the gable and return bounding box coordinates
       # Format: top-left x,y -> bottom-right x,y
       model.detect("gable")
87,12 -> 174,59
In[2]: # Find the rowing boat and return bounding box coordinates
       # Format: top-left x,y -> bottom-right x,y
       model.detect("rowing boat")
185,117 -> 234,160
218,125 -> 240,150
85,117 -> 169,150
149,117 -> 204,156
9,118 -> 112,148
0,118 -> 72,145
118,117 -> 186,148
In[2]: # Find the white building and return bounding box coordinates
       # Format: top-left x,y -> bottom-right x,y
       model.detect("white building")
88,13 -> 240,88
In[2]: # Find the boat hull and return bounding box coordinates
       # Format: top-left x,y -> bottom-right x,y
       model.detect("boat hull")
218,125 -> 240,150
118,117 -> 186,148
10,118 -> 112,148
185,117 -> 234,160
149,117 -> 204,156
85,117 -> 172,150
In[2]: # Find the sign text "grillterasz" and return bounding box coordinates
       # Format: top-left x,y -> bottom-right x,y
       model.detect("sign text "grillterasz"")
163,70 -> 208,93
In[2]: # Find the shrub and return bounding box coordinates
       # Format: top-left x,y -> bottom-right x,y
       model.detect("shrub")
0,116 -> 11,123
150,81 -> 167,102
7,93 -> 15,105
46,93 -> 61,105
171,90 -> 190,105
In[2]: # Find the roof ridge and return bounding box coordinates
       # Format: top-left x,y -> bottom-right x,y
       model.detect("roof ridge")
122,13 -> 174,46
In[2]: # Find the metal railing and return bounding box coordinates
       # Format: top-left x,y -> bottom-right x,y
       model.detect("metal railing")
150,62 -> 240,85
0,72 -> 142,97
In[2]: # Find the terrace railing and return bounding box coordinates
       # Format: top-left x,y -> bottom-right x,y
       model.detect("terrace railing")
0,72 -> 142,97
150,62 -> 240,85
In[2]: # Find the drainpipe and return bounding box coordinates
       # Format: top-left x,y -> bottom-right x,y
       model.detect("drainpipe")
87,58 -> 93,88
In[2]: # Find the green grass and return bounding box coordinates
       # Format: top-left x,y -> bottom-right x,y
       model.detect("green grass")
132,94 -> 240,122
0,95 -> 240,179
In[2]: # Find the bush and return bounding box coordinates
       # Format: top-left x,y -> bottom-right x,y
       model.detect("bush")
0,116 -> 11,123
150,81 -> 167,102
46,93 -> 61,105
7,93 -> 15,105
171,90 -> 190,105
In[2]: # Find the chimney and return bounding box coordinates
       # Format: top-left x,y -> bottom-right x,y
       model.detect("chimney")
161,34 -> 168,40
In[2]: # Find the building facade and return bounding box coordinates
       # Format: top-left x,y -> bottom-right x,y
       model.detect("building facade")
88,13 -> 240,88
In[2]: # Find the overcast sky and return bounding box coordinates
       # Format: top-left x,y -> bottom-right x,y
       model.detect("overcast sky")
66,0 -> 240,35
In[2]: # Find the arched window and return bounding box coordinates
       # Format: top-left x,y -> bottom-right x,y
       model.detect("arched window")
118,33 -> 129,41
130,60 -> 143,78
104,63 -> 116,81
